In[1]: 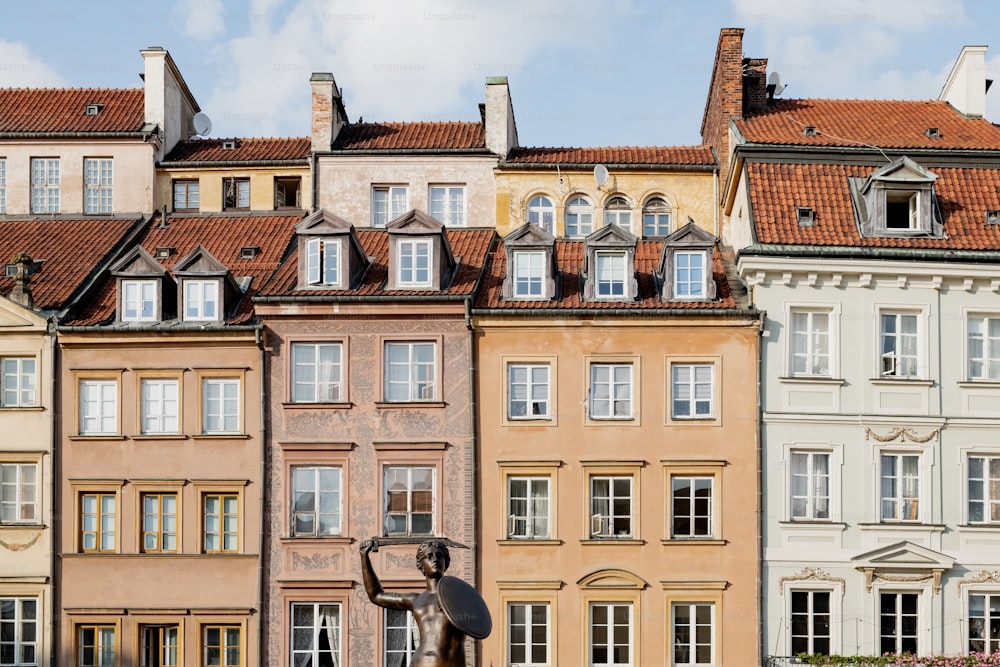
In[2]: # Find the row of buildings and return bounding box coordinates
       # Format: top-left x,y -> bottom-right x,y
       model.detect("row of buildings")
1,28 -> 999,667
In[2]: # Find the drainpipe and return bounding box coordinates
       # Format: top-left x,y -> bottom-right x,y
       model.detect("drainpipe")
713,165 -> 720,238
256,326 -> 268,667
756,311 -> 766,667
310,152 -> 320,213
464,297 -> 480,667
47,320 -> 58,667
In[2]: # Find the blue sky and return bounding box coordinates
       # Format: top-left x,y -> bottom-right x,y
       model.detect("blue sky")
3,0 -> 999,148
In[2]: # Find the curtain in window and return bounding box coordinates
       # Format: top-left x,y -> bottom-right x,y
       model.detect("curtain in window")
321,605 -> 339,667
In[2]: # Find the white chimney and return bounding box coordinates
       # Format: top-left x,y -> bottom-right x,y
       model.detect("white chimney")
938,45 -> 990,118
484,76 -> 518,157
311,73 -> 346,152
141,47 -> 200,157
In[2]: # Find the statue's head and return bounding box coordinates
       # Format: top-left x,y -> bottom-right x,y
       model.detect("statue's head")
415,539 -> 451,574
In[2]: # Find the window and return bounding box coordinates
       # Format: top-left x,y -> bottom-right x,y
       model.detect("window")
291,603 -> 341,667
969,593 -> 1000,655
429,185 -> 465,227
880,312 -> 919,377
396,239 -> 432,288
84,158 -> 113,214
671,364 -> 713,419
790,310 -> 832,376
565,196 -> 594,237
968,455 -> 1000,524
603,196 -> 631,229
508,602 -> 549,666
202,378 -> 240,434
968,315 -> 1000,380
306,238 -> 340,287
512,251 -> 545,299
590,475 -> 632,538
589,363 -> 632,420
642,196 -> 671,237
0,598 -> 38,666
78,625 -> 115,667
292,466 -> 342,536
507,476 -> 550,539
274,176 -> 301,209
372,186 -> 408,227
0,463 -> 37,524
140,625 -> 179,667
121,279 -> 158,322
527,195 -> 555,234
173,180 -> 199,211
589,602 -> 631,667
384,342 -> 436,402
672,603 -> 713,665
790,451 -> 830,521
141,493 -> 177,552
384,609 -> 418,667
1,357 -> 37,407
79,379 -> 117,435
671,476 -> 713,538
80,493 -> 115,552
885,191 -> 920,230
507,364 -> 550,419
140,379 -> 179,435
880,592 -> 918,655
674,251 -> 706,298
0,158 -> 6,214
203,494 -> 239,553
203,626 -> 240,666
383,466 -> 434,536
223,178 -> 250,210
595,251 -> 627,299
881,453 -> 920,522
790,591 -> 830,656
291,343 -> 343,403
183,280 -> 220,321
30,158 -> 59,214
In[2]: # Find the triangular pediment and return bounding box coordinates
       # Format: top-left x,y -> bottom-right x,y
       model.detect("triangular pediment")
586,222 -> 637,247
504,222 -> 555,247
295,209 -> 354,235
852,541 -> 955,570
0,295 -> 47,329
109,246 -> 167,277
577,569 -> 647,590
173,245 -> 228,277
864,156 -> 937,191
663,221 -> 717,247
387,209 -> 445,234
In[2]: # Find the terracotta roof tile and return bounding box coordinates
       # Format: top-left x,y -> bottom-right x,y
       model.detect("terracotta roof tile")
475,240 -> 736,311
65,213 -> 303,325
163,137 -> 311,163
746,161 -> 1000,249
736,99 -> 1000,150
0,88 -> 145,134
507,145 -> 716,166
0,218 -> 141,310
331,122 -> 486,151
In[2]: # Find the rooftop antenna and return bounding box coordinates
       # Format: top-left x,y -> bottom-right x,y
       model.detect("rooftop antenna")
766,72 -> 786,103
594,164 -> 609,190
191,112 -> 212,138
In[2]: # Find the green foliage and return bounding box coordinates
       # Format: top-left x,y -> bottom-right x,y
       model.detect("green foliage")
793,653 -> 1000,667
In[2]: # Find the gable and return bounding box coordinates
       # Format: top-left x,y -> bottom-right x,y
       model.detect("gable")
173,245 -> 228,276
295,209 -> 354,235
110,247 -> 167,277
387,209 -> 445,234
0,296 -> 47,329
577,569 -> 647,590
852,541 -> 955,570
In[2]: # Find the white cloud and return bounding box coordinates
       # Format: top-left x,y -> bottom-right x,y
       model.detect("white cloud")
173,0 -> 227,41
0,40 -> 65,87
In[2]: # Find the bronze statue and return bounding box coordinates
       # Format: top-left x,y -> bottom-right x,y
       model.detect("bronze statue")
360,537 -> 491,667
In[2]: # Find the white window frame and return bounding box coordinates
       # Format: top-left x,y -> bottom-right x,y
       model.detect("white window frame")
173,179 -> 199,211
79,379 -> 117,435
877,308 -> 924,378
967,313 -> 1000,381
967,454 -> 1000,525
507,476 -> 550,539
306,238 -> 341,287
183,280 -> 220,321
788,307 -> 835,377
291,465 -> 342,537
673,251 -> 707,299
589,363 -> 633,420
396,239 -> 432,288
291,602 -> 342,667
788,589 -> 832,656
140,378 -> 179,435
0,597 -> 39,666
121,279 -> 158,322
0,158 -> 6,214
201,378 -> 240,434
429,185 -> 466,227
30,158 -> 59,214
877,591 -> 920,656
507,363 -> 550,420
1,357 -> 37,407
603,196 -> 631,230
589,602 -> 632,667
383,465 -> 435,537
879,451 -> 922,523
789,450 -> 831,521
384,609 -> 419,667
507,602 -> 550,667
84,158 -> 113,214
670,476 -> 714,539
594,251 -> 627,299
527,195 -> 555,234
672,602 -> 714,666
641,196 -> 671,237
512,250 -> 546,299
372,185 -> 408,227
589,475 -> 633,539
670,364 -> 714,419
966,590 -> 1000,656
291,342 -> 344,404
0,462 -> 38,525
384,342 -> 436,402
565,195 -> 594,237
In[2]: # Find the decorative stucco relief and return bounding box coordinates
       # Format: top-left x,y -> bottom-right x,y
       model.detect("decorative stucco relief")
778,567 -> 845,592
863,426 -> 939,443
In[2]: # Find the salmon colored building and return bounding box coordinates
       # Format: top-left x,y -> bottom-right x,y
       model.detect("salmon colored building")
472,221 -> 761,667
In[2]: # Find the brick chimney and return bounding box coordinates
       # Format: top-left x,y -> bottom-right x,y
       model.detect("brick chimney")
484,76 -> 519,157
701,28 -> 746,194
8,252 -> 34,310
311,73 -> 348,152
743,57 -> 769,111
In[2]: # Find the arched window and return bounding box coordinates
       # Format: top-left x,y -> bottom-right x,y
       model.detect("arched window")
642,196 -> 672,237
603,196 -> 631,229
565,195 -> 594,237
527,195 -> 555,233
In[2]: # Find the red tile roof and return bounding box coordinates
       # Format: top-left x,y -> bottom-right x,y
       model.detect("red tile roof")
0,88 -> 145,134
65,213 -> 303,325
163,137 -> 311,163
258,229 -> 495,299
475,241 -> 736,310
736,99 -> 1000,150
0,218 -> 142,311
746,161 -> 1000,249
331,122 -> 486,151
507,146 -> 716,166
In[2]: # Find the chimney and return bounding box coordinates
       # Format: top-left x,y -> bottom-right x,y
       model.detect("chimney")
311,73 -> 347,152
701,28 -> 746,197
8,252 -> 34,310
743,57 -> 769,111
939,45 -> 990,118
484,76 -> 519,157
141,46 -> 201,157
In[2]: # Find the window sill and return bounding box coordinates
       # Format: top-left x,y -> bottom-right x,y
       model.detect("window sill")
779,521 -> 846,529
506,417 -> 554,423
779,376 -> 845,385
870,378 -> 934,387
498,539 -> 562,547
191,433 -> 251,440
958,381 -> 1000,388
130,434 -> 189,441
375,401 -> 447,409
282,402 -> 354,410
957,524 -> 1000,531
858,522 -> 946,531
579,538 -> 645,546
0,405 -> 45,412
279,535 -> 353,545
660,538 -> 726,546
68,434 -> 128,441
0,523 -> 46,531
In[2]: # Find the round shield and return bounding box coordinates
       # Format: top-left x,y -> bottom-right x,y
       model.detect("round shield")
437,575 -> 492,639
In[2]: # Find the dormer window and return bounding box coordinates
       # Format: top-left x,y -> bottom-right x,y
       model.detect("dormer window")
657,222 -> 718,303
306,238 -> 340,286
173,245 -> 238,324
397,239 -> 432,288
885,191 -> 920,230
851,157 -> 943,239
674,251 -> 707,298
512,250 -> 545,298
385,210 -> 456,292
183,280 -> 219,321
122,280 -> 158,321
582,224 -> 637,302
595,251 -> 627,298
502,223 -> 557,301
294,210 -> 370,291
110,247 -> 172,324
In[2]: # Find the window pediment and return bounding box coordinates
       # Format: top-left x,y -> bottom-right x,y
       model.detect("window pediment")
851,157 -> 944,239
502,222 -> 558,301
386,210 -> 456,291
581,224 -> 638,302
294,209 -> 370,290
657,222 -> 717,302
110,247 -> 173,323
173,246 -> 239,322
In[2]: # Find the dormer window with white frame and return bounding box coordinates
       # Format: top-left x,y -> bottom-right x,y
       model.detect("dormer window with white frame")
502,222 -> 557,301
110,246 -> 172,324
674,251 -> 707,298
295,210 -> 370,291
385,209 -> 456,291
657,222 -> 717,303
581,224 -> 637,302
397,239 -> 432,288
595,251 -> 628,299
183,280 -> 220,321
122,280 -> 158,322
512,250 -> 545,299
851,156 -> 943,239
306,238 -> 341,287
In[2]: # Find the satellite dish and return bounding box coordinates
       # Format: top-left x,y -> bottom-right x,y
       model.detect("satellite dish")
767,71 -> 786,96
192,112 -> 212,137
594,164 -> 609,187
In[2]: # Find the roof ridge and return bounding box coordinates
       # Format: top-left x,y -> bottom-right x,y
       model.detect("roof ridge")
0,86 -> 143,92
